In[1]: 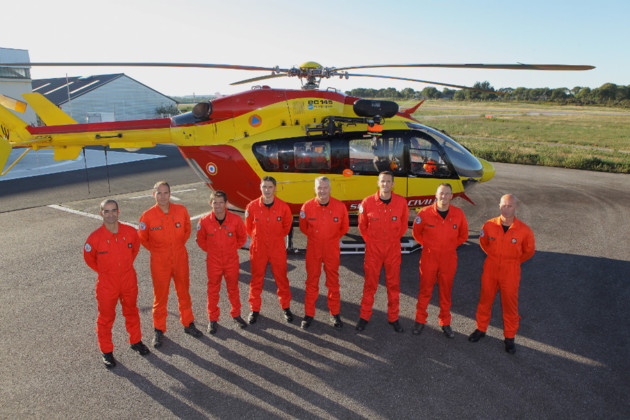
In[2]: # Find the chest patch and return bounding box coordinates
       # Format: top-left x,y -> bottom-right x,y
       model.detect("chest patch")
128,243 -> 133,248
453,224 -> 457,229
277,216 -> 282,221
512,238 -> 517,244
175,222 -> 181,228
333,217 -> 339,222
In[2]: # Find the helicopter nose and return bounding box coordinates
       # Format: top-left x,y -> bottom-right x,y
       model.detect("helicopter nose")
478,158 -> 495,183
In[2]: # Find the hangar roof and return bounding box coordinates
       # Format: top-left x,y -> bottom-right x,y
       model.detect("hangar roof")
31,73 -> 175,105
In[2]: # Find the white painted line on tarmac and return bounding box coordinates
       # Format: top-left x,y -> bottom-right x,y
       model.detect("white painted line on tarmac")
47,204 -> 139,229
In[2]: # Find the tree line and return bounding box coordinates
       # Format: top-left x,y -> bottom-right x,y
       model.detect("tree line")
345,82 -> 630,108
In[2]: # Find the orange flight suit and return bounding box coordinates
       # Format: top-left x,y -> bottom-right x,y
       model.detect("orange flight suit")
245,197 -> 293,312
476,216 -> 535,338
84,223 -> 142,353
196,211 -> 247,321
138,203 -> 194,332
413,203 -> 468,326
299,197 -> 349,318
358,192 -> 409,322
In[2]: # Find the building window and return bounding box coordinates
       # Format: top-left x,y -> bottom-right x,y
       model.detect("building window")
0,67 -> 31,79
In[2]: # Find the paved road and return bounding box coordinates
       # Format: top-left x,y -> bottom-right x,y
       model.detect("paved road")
1,155 -> 629,419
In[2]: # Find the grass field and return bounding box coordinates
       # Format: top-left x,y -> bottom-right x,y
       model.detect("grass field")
410,100 -> 630,173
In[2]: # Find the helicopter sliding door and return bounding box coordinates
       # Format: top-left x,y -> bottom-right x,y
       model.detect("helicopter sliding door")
345,136 -> 407,198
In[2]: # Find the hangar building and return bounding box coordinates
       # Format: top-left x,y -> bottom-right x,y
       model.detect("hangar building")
32,73 -> 177,123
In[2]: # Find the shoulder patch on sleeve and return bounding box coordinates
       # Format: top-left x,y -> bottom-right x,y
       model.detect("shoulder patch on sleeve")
245,210 -> 249,218
358,204 -> 364,214
480,229 -> 484,238
139,222 -> 146,231
84,243 -> 92,252
197,222 -> 201,231
415,216 -> 421,224
300,210 -> 305,219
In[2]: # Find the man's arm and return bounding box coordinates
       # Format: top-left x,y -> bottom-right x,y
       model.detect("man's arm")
520,226 -> 536,263
196,219 -> 207,252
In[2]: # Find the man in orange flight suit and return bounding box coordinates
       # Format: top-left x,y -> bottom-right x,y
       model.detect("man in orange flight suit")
412,183 -> 468,338
356,171 -> 409,333
139,181 -> 202,348
84,199 -> 150,368
299,176 -> 349,330
196,190 -> 248,335
468,194 -> 535,354
245,176 -> 294,324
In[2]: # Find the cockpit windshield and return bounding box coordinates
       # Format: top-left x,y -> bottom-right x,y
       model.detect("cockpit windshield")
407,123 -> 483,178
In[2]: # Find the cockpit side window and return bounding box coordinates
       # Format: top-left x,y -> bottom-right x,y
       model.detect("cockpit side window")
409,135 -> 452,177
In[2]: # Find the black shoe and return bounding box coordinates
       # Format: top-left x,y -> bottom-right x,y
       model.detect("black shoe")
389,319 -> 404,333
184,322 -> 203,338
442,325 -> 455,339
233,316 -> 247,329
152,328 -> 164,348
468,329 -> 486,342
130,341 -> 150,356
248,311 -> 259,325
301,316 -> 314,329
283,308 -> 294,323
208,321 -> 218,335
412,322 -> 425,335
505,338 -> 516,354
102,352 -> 116,369
355,318 -> 368,331
330,314 -> 343,329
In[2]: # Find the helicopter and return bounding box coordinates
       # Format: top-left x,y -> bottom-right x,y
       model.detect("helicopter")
0,61 -> 594,214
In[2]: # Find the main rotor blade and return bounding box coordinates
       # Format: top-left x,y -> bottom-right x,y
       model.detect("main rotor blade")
338,63 -> 595,71
2,62 -> 288,72
345,73 -> 504,94
231,73 -> 288,86
0,94 -> 27,113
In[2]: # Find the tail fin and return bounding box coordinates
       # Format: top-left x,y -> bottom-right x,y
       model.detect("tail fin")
0,105 -> 32,174
23,93 -> 77,125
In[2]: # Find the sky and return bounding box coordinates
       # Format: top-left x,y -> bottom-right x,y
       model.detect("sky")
2,0 -> 628,96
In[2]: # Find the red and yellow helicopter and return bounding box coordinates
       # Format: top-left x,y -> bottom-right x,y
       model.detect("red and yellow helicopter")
0,61 -> 594,214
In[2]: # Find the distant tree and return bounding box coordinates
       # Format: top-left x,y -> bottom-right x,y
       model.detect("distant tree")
400,88 -> 417,99
421,87 -> 440,99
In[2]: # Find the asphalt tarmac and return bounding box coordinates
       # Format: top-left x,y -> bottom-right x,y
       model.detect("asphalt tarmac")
1,151 -> 629,419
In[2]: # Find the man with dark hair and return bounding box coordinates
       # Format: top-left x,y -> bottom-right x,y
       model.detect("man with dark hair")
299,177 -> 349,329
84,199 -> 149,368
139,181 -> 202,348
356,171 -> 409,333
412,183 -> 468,338
469,194 -> 535,354
197,190 -> 248,334
245,176 -> 294,324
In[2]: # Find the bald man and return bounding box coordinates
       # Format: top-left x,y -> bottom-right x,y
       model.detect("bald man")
469,194 -> 535,354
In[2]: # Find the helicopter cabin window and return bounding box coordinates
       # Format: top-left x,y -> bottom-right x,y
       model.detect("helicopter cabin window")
254,144 -> 280,170
349,137 -> 405,175
294,141 -> 331,171
409,136 -> 450,177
